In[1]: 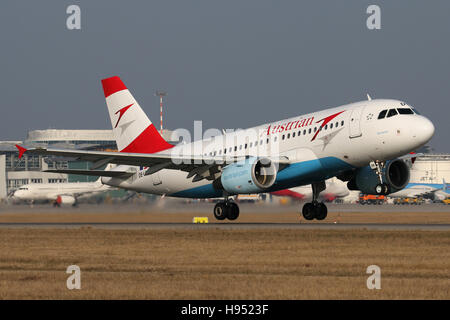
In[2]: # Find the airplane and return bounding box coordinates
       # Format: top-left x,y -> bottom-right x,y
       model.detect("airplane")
271,178 -> 350,202
12,177 -> 111,206
388,179 -> 449,201
16,76 -> 435,221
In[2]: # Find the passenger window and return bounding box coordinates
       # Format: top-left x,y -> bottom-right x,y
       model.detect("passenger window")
287,133 -> 290,139
234,146 -> 237,151
274,136 -> 277,142
266,138 -> 269,144
292,132 -> 296,137
341,121 -> 344,126
314,127 -> 317,132
324,125 -> 328,130
387,109 -> 398,118
224,149 -> 227,154
282,135 -> 285,140
239,145 -> 242,150
330,123 -> 333,129
397,108 -> 414,115
229,147 -> 232,152
303,129 -> 306,135
298,131 -> 301,136
378,109 -> 388,119
245,144 -> 248,149
308,128 -> 311,134
335,122 -> 338,127
249,143 -> 252,148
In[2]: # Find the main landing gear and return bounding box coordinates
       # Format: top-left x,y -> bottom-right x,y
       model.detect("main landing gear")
370,160 -> 390,195
214,199 -> 240,221
302,181 -> 328,221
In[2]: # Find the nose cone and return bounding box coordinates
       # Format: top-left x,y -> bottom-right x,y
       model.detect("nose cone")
414,116 -> 435,146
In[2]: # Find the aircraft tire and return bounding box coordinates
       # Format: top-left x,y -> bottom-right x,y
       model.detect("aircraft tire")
213,202 -> 227,220
302,203 -> 315,220
226,202 -> 240,221
375,184 -> 384,195
315,202 -> 327,220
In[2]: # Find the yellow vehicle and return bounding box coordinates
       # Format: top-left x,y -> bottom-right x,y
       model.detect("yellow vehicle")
443,198 -> 450,205
394,197 -> 424,205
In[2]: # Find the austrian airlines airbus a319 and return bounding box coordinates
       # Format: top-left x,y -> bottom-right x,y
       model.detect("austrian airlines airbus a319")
16,76 -> 435,221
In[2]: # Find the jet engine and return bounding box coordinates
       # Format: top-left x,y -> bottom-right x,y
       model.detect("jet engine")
216,157 -> 277,194
56,195 -> 76,205
347,159 -> 410,195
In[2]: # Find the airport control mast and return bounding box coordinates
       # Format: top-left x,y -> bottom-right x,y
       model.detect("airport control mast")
155,91 -> 167,134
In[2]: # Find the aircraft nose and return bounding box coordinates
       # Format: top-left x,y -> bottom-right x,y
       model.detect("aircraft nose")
413,116 -> 435,145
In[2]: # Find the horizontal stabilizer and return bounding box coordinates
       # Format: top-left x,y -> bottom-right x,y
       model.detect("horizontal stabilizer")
44,169 -> 134,178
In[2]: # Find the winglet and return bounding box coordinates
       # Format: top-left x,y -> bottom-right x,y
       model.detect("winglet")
15,145 -> 27,159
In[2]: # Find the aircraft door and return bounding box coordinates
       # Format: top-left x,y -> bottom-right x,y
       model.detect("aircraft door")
349,106 -> 365,138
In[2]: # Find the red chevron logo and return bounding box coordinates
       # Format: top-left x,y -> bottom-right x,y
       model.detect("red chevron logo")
114,103 -> 134,128
311,110 -> 345,142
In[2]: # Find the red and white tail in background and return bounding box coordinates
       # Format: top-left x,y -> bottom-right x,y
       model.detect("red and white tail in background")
101,76 -> 173,154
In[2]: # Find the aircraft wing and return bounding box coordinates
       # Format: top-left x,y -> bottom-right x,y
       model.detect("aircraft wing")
16,145 -> 291,181
44,169 -> 134,178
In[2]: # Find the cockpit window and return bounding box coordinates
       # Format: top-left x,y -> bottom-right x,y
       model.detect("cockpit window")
387,109 -> 398,118
378,109 -> 388,119
412,108 -> 421,115
397,108 -> 414,115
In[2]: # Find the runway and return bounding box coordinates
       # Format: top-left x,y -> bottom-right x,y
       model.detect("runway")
0,222 -> 449,230
1,202 -> 450,230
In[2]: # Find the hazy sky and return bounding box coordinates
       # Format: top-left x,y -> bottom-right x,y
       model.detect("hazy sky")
1,1 -> 449,151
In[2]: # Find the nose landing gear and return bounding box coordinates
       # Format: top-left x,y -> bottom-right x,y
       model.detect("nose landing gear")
301,181 -> 328,221
371,161 -> 390,195
213,199 -> 240,221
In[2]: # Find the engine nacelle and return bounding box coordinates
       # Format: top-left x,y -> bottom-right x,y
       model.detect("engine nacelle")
348,159 -> 410,195
219,157 -> 277,194
57,195 -> 76,205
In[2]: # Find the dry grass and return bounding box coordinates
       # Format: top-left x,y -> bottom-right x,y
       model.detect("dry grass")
0,228 -> 449,299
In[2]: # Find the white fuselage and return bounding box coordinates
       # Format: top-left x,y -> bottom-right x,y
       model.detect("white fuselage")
101,99 -> 434,197
13,181 -> 109,202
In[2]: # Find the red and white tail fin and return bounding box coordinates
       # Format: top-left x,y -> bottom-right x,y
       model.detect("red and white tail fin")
101,76 -> 173,154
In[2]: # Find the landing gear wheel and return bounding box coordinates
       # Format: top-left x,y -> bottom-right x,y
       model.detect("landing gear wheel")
375,184 -> 384,195
382,183 -> 390,195
226,202 -> 240,221
213,202 -> 227,220
302,203 -> 315,220
315,202 -> 328,220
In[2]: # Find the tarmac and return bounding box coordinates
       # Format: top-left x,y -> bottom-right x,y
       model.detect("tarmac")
0,201 -> 449,230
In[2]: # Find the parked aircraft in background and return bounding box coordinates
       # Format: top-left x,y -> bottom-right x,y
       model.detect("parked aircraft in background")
271,178 -> 349,201
17,76 -> 434,221
12,178 -> 111,206
388,179 -> 448,201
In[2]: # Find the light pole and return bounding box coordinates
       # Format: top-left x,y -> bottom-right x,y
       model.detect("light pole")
155,91 -> 167,134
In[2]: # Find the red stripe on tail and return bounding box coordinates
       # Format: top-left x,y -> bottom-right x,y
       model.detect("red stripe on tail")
101,76 -> 128,98
120,124 -> 174,154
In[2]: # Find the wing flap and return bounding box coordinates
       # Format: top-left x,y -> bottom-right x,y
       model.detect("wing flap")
44,169 -> 134,178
